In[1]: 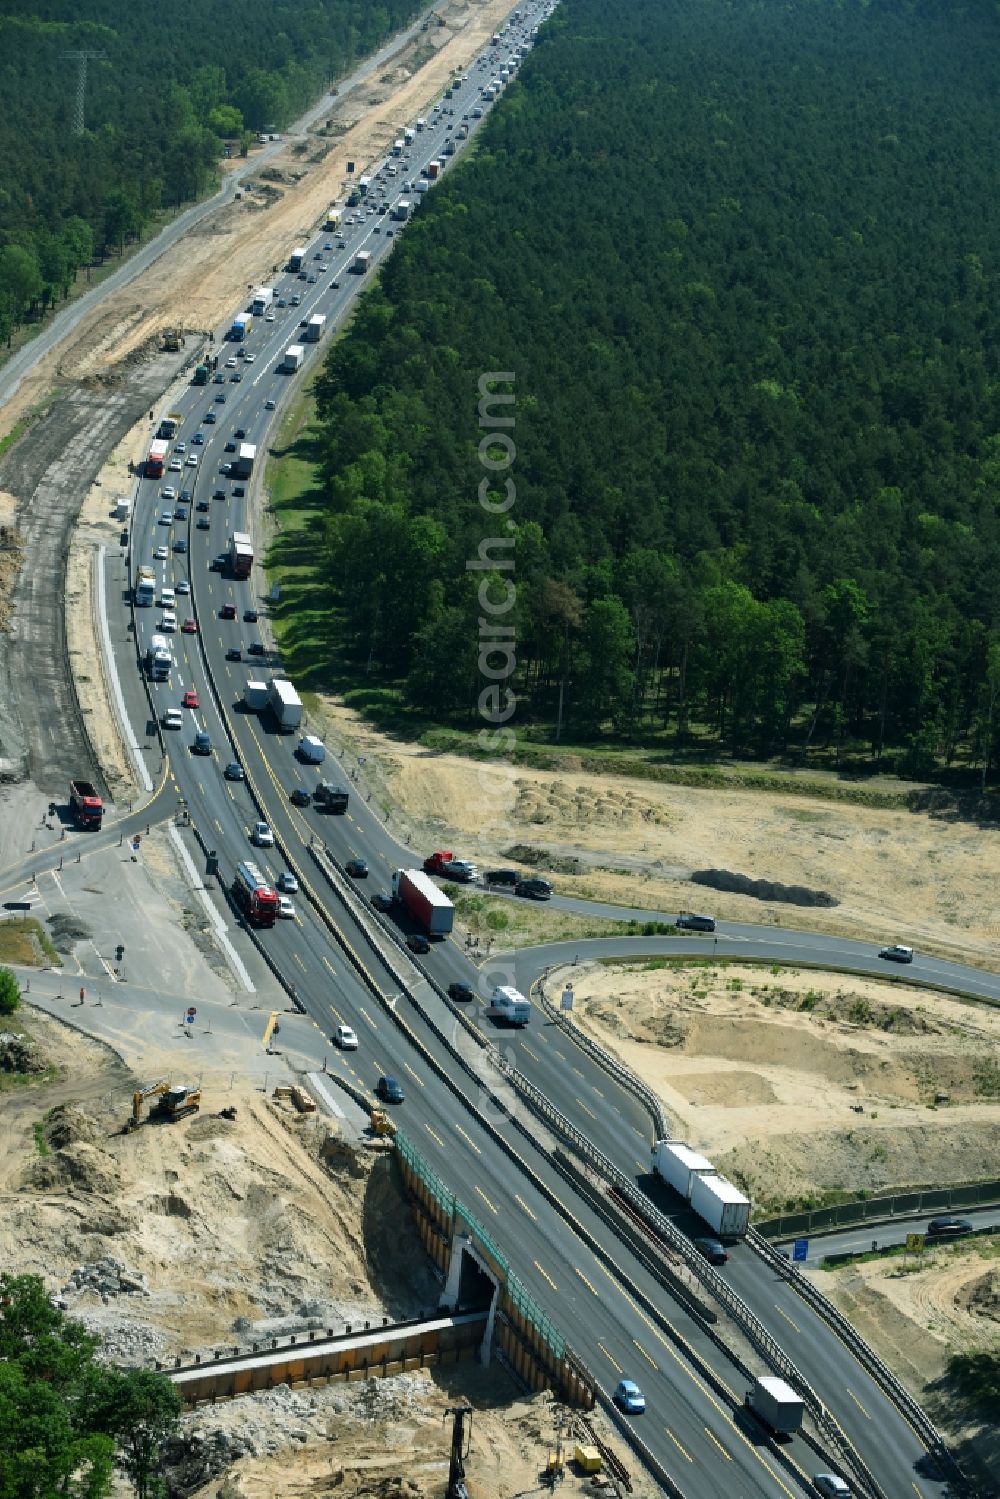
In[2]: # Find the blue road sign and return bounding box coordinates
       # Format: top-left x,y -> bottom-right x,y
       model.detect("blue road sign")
792,1237 -> 809,1263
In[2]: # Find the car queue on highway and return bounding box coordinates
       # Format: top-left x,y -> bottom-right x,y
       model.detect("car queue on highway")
107,6 -> 962,1495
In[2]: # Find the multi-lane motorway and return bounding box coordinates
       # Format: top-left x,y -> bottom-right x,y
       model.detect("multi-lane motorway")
33,4 -> 982,1495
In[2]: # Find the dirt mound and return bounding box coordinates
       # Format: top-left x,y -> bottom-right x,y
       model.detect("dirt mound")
690,868 -> 838,907
0,1031 -> 47,1074
514,779 -> 669,831
22,1142 -> 123,1196
45,1103 -> 106,1150
504,843 -> 582,874
962,1270 -> 1000,1324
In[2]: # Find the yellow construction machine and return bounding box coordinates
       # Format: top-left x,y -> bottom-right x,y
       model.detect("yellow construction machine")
124,1079 -> 201,1134
369,1107 -> 397,1139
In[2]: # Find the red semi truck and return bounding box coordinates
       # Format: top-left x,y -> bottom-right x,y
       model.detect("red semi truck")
231,861 -> 278,927
70,779 -> 103,830
392,869 -> 454,936
146,439 -> 169,479
230,531 -> 253,579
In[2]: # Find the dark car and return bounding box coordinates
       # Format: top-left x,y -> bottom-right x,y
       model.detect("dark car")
192,730 -> 212,756
692,1237 -> 728,1265
248,641 -> 265,655
926,1216 -> 973,1238
224,441 -> 237,453
290,787 -> 312,807
346,858 -> 369,878
197,517 -> 210,529
406,933 -> 431,954
213,489 -> 226,501
174,507 -> 187,521
235,427 -> 246,439
180,488 -> 192,502
676,913 -> 716,932
220,603 -> 237,620
515,878 -> 552,900
376,1075 -> 404,1104
244,608 -> 258,622
173,538 -> 188,553
331,279 -> 341,289
233,486 -> 246,498
230,371 -> 242,382
448,982 -> 475,1003
372,890 -> 393,912
209,556 -> 223,571
215,392 -> 226,403
204,411 -> 217,424
223,761 -> 244,781
225,646 -> 242,661
197,499 -> 210,512
484,868 -> 518,886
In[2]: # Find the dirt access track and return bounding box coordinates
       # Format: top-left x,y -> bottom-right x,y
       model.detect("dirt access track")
0,0 -> 511,440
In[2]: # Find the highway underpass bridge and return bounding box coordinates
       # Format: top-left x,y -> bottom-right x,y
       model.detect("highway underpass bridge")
397,1130 -> 597,1410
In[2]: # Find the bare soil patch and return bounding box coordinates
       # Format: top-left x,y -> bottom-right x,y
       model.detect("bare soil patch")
556,962 -> 1000,1210
322,701 -> 1000,965
2,1008 -> 657,1499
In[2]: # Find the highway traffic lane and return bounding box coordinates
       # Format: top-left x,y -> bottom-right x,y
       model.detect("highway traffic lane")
777,1206 -> 1000,1265
721,1246 -> 951,1498
131,540 -> 950,1499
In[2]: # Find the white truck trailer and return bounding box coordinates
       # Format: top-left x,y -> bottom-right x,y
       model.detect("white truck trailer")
689,1172 -> 751,1238
744,1377 -> 804,1437
283,344 -> 305,373
268,678 -> 303,732
650,1141 -> 716,1199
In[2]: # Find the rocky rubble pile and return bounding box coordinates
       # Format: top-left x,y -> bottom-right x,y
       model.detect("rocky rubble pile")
59,1254 -> 149,1301
160,1375 -> 430,1496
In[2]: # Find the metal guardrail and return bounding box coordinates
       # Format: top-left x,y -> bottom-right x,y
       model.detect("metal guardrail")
748,1228 -> 969,1492
755,1182 -> 1000,1240
535,970 -> 671,1138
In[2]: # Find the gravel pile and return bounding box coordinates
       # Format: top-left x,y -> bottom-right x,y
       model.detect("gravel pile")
59,1254 -> 150,1301
161,1375 -> 430,1496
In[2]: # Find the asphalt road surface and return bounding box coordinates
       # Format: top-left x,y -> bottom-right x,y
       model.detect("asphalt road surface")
0,5 -> 980,1493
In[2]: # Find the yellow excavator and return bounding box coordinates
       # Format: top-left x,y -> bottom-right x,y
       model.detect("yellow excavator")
124,1080 -> 201,1134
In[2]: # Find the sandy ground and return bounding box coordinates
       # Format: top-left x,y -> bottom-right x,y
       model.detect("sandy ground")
555,961 -> 1000,1210
318,702 -> 1000,967
0,0 -> 514,443
1,1008 -> 657,1499
555,960 -> 1000,1484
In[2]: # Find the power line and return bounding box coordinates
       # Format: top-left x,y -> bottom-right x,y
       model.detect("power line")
61,50 -> 107,135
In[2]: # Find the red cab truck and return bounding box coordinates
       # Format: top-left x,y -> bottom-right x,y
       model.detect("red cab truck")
231,862 -> 278,927
70,779 -> 103,829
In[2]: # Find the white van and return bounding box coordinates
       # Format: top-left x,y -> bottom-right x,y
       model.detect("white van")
299,735 -> 326,764
160,586 -> 176,608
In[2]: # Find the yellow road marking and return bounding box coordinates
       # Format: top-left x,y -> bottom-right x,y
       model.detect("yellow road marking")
666,1430 -> 693,1462
473,1185 -> 498,1216
704,1428 -> 732,1462
633,1339 -> 658,1371
533,1260 -> 558,1291
455,1125 -> 480,1155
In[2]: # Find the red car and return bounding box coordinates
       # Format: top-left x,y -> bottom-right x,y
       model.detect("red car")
181,618 -> 198,634
182,689 -> 200,709
220,603 -> 237,620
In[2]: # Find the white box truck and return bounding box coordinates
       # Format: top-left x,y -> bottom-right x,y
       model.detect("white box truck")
299,734 -> 326,764
651,1141 -> 716,1199
744,1377 -> 803,1437
393,200 -> 412,222
283,344 -> 305,373
268,678 -> 303,732
487,985 -> 531,1025
353,250 -> 372,274
690,1173 -> 751,1238
251,287 -> 274,316
304,313 -> 327,342
289,247 -> 306,271
244,680 -> 269,711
